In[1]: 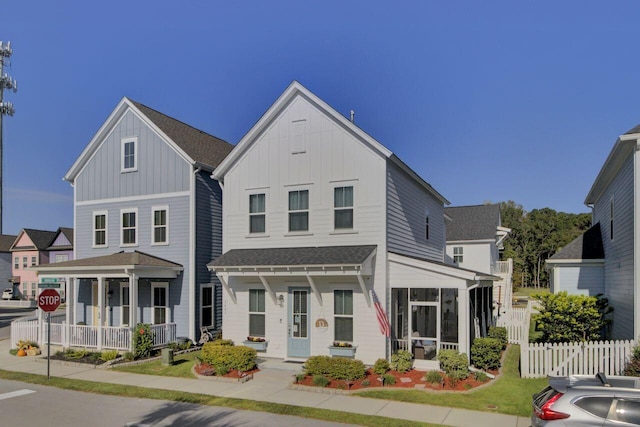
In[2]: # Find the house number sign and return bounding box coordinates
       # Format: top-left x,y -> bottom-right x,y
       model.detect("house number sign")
315,318 -> 329,333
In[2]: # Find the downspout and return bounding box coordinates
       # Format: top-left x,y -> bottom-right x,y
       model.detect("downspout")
189,167 -> 201,342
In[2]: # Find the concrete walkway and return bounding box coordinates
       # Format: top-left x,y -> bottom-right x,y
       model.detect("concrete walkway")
0,340 -> 531,427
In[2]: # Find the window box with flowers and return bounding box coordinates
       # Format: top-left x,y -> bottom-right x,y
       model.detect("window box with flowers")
243,336 -> 268,352
328,342 -> 357,358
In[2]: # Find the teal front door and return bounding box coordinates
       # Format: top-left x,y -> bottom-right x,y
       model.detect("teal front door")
288,288 -> 310,358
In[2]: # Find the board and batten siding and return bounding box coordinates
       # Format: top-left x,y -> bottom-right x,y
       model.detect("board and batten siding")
593,154 -> 634,340
75,110 -> 192,202
195,171 -> 224,330
386,162 -> 445,262
222,94 -> 387,252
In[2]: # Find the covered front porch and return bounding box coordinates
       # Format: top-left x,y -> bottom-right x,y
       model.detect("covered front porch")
22,251 -> 183,351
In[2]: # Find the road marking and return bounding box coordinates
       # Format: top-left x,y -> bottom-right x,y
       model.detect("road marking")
0,389 -> 36,401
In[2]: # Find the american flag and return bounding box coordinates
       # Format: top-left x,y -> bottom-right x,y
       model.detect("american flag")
371,289 -> 391,336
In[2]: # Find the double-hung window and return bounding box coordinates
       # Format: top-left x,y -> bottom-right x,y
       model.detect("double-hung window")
22,257 -> 27,269
151,283 -> 168,325
249,289 -> 266,337
288,190 -> 309,232
14,257 -> 18,270
121,137 -> 137,172
201,285 -> 214,328
31,256 -> 36,267
453,247 -> 463,264
334,186 -> 353,229
334,290 -> 354,342
249,194 -> 266,234
121,208 -> 137,246
152,207 -> 168,244
94,211 -> 107,247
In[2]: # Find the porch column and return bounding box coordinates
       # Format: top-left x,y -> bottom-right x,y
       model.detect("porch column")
129,273 -> 138,351
97,276 -> 104,350
458,290 -> 469,356
65,276 -> 73,348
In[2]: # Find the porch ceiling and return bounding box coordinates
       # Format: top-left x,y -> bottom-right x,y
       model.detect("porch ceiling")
30,250 -> 183,279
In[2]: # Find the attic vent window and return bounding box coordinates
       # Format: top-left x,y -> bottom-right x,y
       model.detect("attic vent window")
121,137 -> 138,172
291,120 -> 306,154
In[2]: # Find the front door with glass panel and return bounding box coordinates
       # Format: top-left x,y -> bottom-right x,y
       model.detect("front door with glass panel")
288,288 -> 310,358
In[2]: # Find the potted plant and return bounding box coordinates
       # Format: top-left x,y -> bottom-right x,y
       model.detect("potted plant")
242,336 -> 268,351
328,341 -> 357,358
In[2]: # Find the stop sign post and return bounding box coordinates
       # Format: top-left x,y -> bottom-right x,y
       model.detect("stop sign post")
38,288 -> 61,312
38,288 -> 60,379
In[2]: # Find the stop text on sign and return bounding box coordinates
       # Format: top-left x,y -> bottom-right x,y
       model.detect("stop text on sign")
38,289 -> 61,312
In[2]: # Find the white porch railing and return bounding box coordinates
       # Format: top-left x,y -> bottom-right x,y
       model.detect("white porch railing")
391,339 -> 459,354
12,317 -> 176,351
492,260 -> 513,275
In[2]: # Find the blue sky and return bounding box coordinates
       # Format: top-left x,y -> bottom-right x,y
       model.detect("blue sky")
2,1 -> 640,235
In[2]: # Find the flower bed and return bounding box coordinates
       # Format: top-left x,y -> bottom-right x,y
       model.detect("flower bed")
193,361 -> 259,382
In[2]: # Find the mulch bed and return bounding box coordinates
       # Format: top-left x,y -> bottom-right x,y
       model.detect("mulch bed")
194,362 -> 260,380
295,368 -> 491,391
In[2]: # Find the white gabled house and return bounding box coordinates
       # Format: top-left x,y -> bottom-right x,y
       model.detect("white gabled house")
208,81 -> 498,367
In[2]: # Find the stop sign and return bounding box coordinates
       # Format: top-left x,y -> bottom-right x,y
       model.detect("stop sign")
38,288 -> 61,312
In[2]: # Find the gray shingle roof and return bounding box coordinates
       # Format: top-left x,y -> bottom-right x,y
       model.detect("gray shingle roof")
209,245 -> 377,268
625,124 -> 640,135
130,100 -> 234,171
0,234 -> 17,252
37,250 -> 182,269
445,204 -> 501,241
12,229 -> 57,251
549,223 -> 604,260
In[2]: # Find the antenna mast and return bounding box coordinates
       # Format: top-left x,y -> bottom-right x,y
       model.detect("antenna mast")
0,41 -> 17,235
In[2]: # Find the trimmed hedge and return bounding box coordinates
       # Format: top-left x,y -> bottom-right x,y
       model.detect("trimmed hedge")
304,355 -> 366,380
390,350 -> 413,373
373,358 -> 390,375
201,342 -> 257,372
487,326 -> 508,349
470,337 -> 502,370
437,349 -> 469,381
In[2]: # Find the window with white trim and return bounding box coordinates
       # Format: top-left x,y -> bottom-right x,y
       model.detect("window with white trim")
334,290 -> 353,342
22,257 -> 27,269
288,190 -> 309,232
14,257 -> 18,270
55,254 -> 69,263
121,137 -> 137,172
121,208 -> 138,246
249,194 -> 266,234
151,283 -> 168,324
453,246 -> 463,264
249,289 -> 265,337
334,186 -> 354,230
93,211 -> 107,247
30,282 -> 36,299
152,206 -> 168,245
201,285 -> 214,328
121,284 -> 130,326
31,256 -> 36,267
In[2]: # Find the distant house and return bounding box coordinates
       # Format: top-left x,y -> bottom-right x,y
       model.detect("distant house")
0,234 -> 17,294
444,204 -> 512,316
45,227 -> 74,299
545,123 -> 640,340
10,229 -> 57,300
546,223 -> 604,296
208,81 -> 498,367
32,97 -> 233,349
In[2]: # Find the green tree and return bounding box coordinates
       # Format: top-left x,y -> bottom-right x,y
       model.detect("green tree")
532,292 -> 612,343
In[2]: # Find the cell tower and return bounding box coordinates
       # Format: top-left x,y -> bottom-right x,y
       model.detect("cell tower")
0,41 -> 17,235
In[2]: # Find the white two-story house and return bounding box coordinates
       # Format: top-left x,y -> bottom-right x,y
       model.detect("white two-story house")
208,82 -> 497,367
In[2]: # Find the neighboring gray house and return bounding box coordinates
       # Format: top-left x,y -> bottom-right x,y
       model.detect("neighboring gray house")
33,98 -> 234,348
546,123 -> 640,340
546,223 -> 605,297
0,234 -> 17,295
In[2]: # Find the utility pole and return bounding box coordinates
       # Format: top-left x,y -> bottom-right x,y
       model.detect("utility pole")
0,41 -> 17,235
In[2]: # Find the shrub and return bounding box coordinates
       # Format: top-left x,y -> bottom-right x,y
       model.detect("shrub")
361,379 -> 370,387
471,337 -> 503,371
100,349 -> 119,362
295,373 -> 306,383
474,371 -> 489,382
624,343 -> 640,376
133,323 -> 154,359
390,350 -> 413,373
488,326 -> 508,349
215,364 -> 229,376
211,339 -> 234,346
313,375 -> 330,387
123,351 -> 135,361
424,370 -> 443,384
328,357 -> 366,380
201,342 -> 257,372
383,373 -> 396,385
373,358 -> 390,375
437,349 -> 469,381
304,355 -> 333,376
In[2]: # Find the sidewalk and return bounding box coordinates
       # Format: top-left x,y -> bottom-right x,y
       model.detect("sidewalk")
0,340 -> 531,427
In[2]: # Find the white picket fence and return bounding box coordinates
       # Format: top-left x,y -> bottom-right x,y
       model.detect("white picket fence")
497,299 -> 635,378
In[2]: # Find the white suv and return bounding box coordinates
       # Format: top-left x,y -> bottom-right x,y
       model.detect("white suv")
2,288 -> 13,300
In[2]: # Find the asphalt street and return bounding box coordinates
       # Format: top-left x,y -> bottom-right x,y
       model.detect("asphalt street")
0,307 -> 36,341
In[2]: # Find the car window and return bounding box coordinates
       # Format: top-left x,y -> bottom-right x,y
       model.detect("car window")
533,386 -> 559,408
614,399 -> 640,425
575,396 -> 614,419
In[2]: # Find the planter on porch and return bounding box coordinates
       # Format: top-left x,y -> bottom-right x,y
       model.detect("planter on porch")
242,337 -> 268,352
328,344 -> 357,358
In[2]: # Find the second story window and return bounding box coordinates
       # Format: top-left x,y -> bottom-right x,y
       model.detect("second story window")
22,257 -> 27,269
121,137 -> 138,172
249,194 -> 266,234
453,247 -> 463,264
121,209 -> 137,246
31,256 -> 36,267
94,211 -> 107,247
288,190 -> 309,232
334,186 -> 353,230
14,257 -> 18,270
152,207 -> 168,244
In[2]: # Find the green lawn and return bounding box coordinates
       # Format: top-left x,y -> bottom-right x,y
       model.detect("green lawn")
357,345 -> 545,417
112,350 -> 200,378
